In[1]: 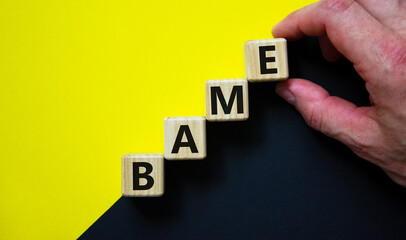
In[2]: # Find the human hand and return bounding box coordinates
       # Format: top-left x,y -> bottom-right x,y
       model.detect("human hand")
272,0 -> 406,187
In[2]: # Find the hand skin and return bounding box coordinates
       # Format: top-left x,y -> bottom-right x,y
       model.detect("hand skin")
273,0 -> 406,187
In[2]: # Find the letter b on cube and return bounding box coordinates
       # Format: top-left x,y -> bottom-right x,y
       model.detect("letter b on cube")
122,153 -> 164,197
205,79 -> 249,121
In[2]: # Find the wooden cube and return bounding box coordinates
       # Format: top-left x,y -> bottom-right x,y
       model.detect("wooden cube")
244,38 -> 288,82
122,153 -> 164,197
164,117 -> 206,160
205,79 -> 249,121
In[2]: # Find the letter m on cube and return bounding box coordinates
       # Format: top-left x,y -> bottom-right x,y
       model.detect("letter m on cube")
205,79 -> 249,121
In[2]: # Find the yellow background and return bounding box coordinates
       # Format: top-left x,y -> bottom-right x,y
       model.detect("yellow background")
0,0 -> 316,239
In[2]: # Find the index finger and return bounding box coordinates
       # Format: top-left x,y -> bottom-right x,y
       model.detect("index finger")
272,0 -> 406,85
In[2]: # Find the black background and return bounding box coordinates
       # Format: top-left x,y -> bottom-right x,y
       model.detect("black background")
80,37 -> 406,240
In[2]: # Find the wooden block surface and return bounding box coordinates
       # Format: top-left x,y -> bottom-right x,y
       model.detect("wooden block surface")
164,117 -> 206,160
244,38 -> 288,82
121,153 -> 164,197
205,79 -> 249,121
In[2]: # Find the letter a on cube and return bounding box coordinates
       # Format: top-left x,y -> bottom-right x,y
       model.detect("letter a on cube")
205,79 -> 249,121
122,153 -> 164,197
244,38 -> 288,82
164,117 -> 206,160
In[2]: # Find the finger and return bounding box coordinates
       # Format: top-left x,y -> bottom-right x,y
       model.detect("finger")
384,169 -> 406,188
272,0 -> 406,84
356,0 -> 401,20
318,34 -> 342,62
356,0 -> 406,38
275,78 -> 377,146
272,2 -> 319,41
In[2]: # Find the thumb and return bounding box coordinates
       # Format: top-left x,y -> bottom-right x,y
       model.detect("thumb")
275,79 -> 376,146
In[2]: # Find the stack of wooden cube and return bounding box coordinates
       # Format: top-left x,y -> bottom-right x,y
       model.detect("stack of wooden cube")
122,38 -> 289,197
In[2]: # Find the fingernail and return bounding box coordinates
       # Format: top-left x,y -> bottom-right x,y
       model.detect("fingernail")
271,22 -> 280,37
275,86 -> 296,105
